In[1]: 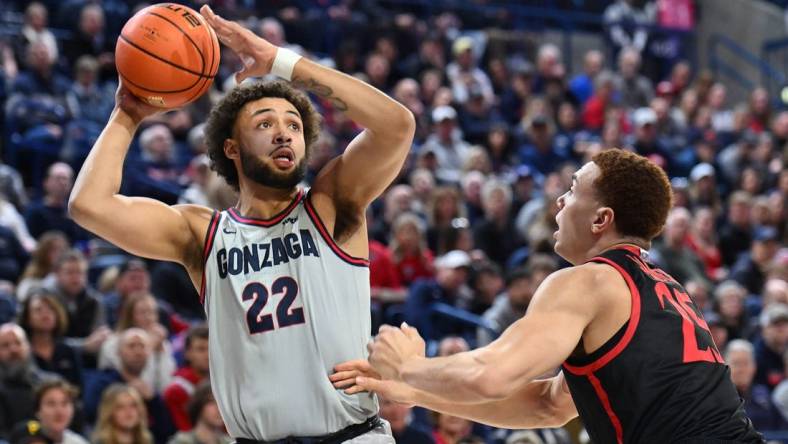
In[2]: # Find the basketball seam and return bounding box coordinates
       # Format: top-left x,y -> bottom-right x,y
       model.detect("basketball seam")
118,34 -> 214,79
182,16 -> 219,105
146,10 -> 207,75
118,69 -> 200,94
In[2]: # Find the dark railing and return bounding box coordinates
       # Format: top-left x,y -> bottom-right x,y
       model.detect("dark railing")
709,33 -> 786,104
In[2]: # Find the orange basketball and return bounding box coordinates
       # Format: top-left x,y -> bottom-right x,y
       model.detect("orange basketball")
115,3 -> 220,108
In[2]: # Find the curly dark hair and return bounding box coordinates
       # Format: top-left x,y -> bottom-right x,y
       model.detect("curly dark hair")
204,81 -> 322,191
592,149 -> 673,241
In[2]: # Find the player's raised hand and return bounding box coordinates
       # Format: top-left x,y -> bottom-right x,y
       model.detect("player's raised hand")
200,5 -> 277,83
367,323 -> 426,381
115,80 -> 164,125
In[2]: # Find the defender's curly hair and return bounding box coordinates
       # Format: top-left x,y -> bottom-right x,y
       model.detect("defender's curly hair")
592,149 -> 673,241
204,81 -> 322,191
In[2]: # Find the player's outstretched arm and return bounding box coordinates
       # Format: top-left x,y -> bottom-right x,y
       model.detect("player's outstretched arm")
200,5 -> 415,209
69,84 -> 211,270
332,360 -> 577,429
364,266 -> 601,404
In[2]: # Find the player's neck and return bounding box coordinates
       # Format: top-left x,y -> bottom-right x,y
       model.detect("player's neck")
585,236 -> 649,262
235,185 -> 300,219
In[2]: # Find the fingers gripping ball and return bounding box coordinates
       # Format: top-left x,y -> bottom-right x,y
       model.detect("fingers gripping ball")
115,3 -> 220,108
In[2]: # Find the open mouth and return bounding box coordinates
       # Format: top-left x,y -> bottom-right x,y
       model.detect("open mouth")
271,146 -> 295,167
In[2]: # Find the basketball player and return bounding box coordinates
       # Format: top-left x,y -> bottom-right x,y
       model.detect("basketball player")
333,150 -> 765,443
68,5 -> 414,443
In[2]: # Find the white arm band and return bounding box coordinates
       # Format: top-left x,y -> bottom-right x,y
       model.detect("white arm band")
271,47 -> 302,81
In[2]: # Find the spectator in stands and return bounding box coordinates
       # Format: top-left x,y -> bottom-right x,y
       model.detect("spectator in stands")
390,213 -> 434,287
731,226 -> 780,296
685,206 -> 725,281
477,255 -> 557,346
404,250 -> 473,342
582,71 -> 616,131
473,179 -> 524,266
163,326 -> 209,432
25,163 -> 86,243
629,107 -> 673,174
685,278 -> 712,313
532,44 -> 564,95
764,279 -> 788,308
45,250 -> 109,366
379,395 -> 433,444
15,2 -> 58,66
17,231 -> 68,302
84,329 -> 174,442
0,323 -> 53,437
33,379 -> 88,444
714,281 -> 752,340
91,384 -> 153,444
569,50 -> 604,105
725,339 -> 787,431
19,290 -> 82,388
103,259 -> 151,329
467,261 -> 504,315
719,191 -> 754,267
5,40 -> 70,187
430,411 -> 475,444
517,115 -> 569,177
0,222 -> 30,284
446,36 -> 494,107
421,106 -> 472,185
62,4 -> 114,78
426,187 -> 465,253
614,47 -> 653,110
166,383 -> 231,444
688,163 -> 721,214
122,125 -> 182,205
370,184 -> 417,244
754,304 -> 788,390
99,294 -> 175,394
653,207 -> 710,284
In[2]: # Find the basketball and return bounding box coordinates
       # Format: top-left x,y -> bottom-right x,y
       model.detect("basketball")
115,3 -> 220,108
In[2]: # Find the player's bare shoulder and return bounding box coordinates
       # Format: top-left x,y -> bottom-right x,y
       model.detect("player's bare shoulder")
174,203 -> 217,269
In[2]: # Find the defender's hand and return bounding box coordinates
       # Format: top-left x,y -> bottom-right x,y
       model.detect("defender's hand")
200,5 -> 277,83
367,323 -> 426,381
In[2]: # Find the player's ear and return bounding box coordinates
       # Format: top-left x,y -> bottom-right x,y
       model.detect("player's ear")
591,206 -> 614,234
223,139 -> 239,160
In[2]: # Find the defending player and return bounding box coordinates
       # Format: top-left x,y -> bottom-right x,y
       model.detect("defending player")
334,150 -> 764,444
69,5 -> 414,443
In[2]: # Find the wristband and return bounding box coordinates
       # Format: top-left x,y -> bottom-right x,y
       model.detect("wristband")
271,47 -> 301,81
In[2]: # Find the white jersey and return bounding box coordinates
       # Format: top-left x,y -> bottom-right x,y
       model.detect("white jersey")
201,189 -> 377,440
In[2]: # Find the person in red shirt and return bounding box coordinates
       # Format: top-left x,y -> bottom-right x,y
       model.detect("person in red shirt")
390,213 -> 434,286
163,325 -> 209,431
369,240 -> 406,303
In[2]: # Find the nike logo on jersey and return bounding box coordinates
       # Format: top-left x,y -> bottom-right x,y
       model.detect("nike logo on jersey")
282,217 -> 298,226
223,227 -> 237,234
216,229 -> 320,278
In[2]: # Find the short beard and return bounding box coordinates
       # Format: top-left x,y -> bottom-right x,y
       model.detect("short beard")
239,145 -> 307,190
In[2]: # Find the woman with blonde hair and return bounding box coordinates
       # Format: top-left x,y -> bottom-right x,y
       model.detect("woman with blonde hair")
98,293 -> 175,392
16,231 -> 68,301
92,384 -> 152,444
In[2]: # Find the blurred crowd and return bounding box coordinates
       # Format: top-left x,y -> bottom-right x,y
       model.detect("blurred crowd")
0,0 -> 786,443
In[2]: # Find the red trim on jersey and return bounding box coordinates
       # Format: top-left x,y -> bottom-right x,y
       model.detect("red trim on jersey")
227,190 -> 304,226
199,211 -> 221,305
587,372 -> 624,444
563,256 -> 641,375
303,193 -> 369,267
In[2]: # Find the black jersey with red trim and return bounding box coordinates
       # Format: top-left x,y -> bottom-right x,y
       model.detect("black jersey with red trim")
561,246 -> 763,444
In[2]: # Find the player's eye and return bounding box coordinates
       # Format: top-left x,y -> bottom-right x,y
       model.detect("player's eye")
258,121 -> 271,129
289,122 -> 301,131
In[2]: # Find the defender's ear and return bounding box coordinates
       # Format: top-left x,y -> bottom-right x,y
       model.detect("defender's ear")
591,206 -> 614,234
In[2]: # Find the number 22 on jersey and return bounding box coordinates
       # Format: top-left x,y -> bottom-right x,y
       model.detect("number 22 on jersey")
242,277 -> 306,334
